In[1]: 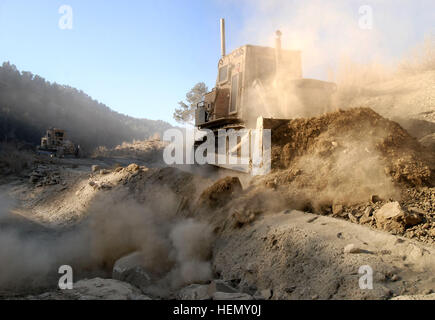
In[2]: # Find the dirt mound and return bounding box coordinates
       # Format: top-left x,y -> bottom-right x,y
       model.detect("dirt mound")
241,108 -> 435,244
92,139 -> 168,165
270,107 -> 434,187
197,177 -> 243,209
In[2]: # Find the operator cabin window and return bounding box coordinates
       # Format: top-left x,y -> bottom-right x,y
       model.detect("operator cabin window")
218,65 -> 229,83
230,73 -> 239,113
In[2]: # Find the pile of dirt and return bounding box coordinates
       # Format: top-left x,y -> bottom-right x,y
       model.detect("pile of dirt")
214,107 -> 435,244
270,107 -> 434,187
92,139 -> 167,165
197,176 -> 243,209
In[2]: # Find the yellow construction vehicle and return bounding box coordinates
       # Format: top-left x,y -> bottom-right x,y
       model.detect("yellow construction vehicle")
38,128 -> 80,157
194,19 -> 336,174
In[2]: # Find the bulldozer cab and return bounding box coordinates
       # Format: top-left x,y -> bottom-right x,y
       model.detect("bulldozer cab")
41,128 -> 65,149
193,19 -> 337,174
39,128 -> 79,158
196,44 -> 302,129
195,20 -> 336,130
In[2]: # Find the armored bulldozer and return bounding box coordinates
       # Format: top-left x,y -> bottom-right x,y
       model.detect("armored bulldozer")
38,128 -> 80,158
194,19 -> 336,174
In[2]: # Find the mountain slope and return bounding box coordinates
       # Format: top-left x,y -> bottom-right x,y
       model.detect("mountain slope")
0,62 -> 173,152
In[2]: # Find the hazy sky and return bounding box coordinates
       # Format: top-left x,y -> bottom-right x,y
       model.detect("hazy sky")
0,0 -> 433,125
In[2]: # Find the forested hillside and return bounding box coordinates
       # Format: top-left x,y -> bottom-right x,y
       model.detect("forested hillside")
0,62 -> 172,152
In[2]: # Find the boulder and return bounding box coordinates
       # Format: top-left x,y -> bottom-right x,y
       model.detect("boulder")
348,212 -> 359,223
91,165 -> 100,173
232,210 -> 256,227
126,163 -> 140,173
112,252 -> 154,291
344,244 -> 363,254
360,207 -> 373,224
177,284 -> 211,300
69,278 -> 151,300
26,278 -> 151,300
198,177 -> 243,209
332,204 -> 343,216
374,202 -> 422,233
245,262 -> 256,274
371,195 -> 382,203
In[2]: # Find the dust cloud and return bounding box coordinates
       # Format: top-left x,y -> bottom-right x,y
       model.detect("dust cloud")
230,0 -> 434,122
224,0 -> 432,210
285,130 -> 401,211
0,189 -> 215,296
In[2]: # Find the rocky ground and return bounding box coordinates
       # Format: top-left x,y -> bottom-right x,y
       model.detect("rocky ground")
0,101 -> 434,300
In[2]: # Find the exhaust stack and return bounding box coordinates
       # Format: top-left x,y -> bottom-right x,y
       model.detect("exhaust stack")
220,18 -> 226,57
275,30 -> 282,68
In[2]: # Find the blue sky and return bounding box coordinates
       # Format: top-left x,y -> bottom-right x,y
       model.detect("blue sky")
0,0 -> 433,125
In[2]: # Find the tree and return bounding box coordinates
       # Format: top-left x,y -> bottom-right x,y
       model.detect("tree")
173,82 -> 208,124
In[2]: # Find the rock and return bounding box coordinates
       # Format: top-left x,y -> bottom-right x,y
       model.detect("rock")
245,262 -> 256,274
259,289 -> 273,300
208,280 -> 238,296
100,169 -> 110,175
391,274 -> 400,282
99,183 -> 113,190
404,212 -> 423,227
126,163 -> 140,173
27,278 -> 151,300
91,165 -> 100,173
284,286 -> 297,294
112,252 -> 154,291
72,278 -> 151,300
232,210 -> 256,227
371,195 -> 382,203
332,204 -> 343,216
213,292 -> 253,300
348,212 -> 359,223
265,181 -> 277,189
360,207 -> 373,224
407,245 -> 424,261
115,167 -> 123,173
344,244 -> 362,254
178,284 -> 211,300
374,202 -> 414,233
198,177 -> 243,209
408,207 -> 426,216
